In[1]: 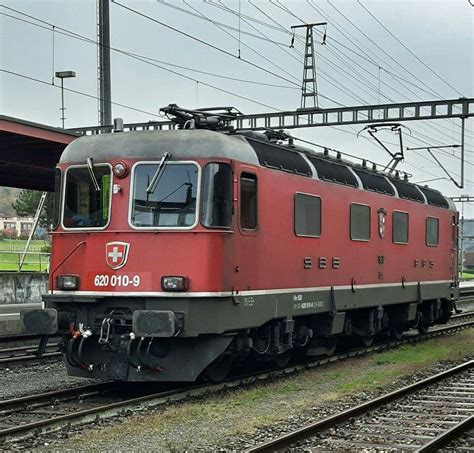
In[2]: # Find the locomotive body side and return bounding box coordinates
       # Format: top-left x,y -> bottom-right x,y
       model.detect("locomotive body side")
21,129 -> 459,382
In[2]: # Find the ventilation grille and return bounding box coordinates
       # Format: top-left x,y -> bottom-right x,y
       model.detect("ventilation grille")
247,139 -> 312,176
391,179 -> 425,203
308,157 -> 358,187
353,169 -> 395,195
419,186 -> 449,208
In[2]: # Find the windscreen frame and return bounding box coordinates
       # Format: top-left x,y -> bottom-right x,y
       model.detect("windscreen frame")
128,160 -> 201,231
61,163 -> 113,231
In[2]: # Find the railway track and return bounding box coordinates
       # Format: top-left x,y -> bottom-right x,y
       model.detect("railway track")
247,360 -> 474,452
0,337 -> 61,368
0,319 -> 473,447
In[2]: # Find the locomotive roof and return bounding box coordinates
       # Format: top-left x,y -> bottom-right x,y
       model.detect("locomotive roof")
61,129 -> 455,211
60,129 -> 259,165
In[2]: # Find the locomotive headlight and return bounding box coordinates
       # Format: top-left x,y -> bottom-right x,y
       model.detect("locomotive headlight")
57,275 -> 79,290
113,161 -> 128,178
161,276 -> 187,292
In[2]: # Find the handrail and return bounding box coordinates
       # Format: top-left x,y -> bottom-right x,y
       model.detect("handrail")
50,241 -> 86,294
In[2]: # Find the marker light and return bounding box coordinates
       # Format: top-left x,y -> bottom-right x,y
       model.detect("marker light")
57,275 -> 79,290
161,276 -> 187,292
113,161 -> 128,178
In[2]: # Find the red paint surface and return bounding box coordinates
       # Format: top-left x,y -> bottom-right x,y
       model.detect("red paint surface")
50,158 -> 457,294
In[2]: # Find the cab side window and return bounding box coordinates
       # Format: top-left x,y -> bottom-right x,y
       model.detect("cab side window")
240,173 -> 257,230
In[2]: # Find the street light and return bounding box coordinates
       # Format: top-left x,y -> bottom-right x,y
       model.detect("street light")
55,70 -> 76,129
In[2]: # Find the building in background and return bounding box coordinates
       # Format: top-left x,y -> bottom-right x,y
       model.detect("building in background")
0,215 -> 34,238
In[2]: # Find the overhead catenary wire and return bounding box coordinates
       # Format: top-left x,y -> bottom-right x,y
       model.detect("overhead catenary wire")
357,0 -> 465,97
130,1 -> 474,166
0,68 -> 162,118
265,1 -> 474,149
0,8 -> 298,112
206,1 -> 370,104
0,11 -> 298,91
212,0 -> 472,141
322,0 -> 473,139
2,3 -> 472,187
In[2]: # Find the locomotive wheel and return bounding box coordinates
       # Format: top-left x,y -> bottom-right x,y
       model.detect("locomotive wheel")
390,326 -> 405,340
416,313 -> 430,335
203,353 -> 233,383
360,335 -> 374,347
274,350 -> 292,368
417,321 -> 429,335
323,337 -> 337,357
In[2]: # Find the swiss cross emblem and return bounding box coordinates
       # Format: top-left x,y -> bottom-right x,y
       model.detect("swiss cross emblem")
106,242 -> 130,270
378,208 -> 387,239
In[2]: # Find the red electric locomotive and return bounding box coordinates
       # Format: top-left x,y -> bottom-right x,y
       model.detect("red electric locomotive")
22,106 -> 459,382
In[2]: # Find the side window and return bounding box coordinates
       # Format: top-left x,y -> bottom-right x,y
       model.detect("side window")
200,163 -> 232,228
426,217 -> 439,246
240,173 -> 257,230
350,203 -> 370,241
295,193 -> 321,237
392,211 -> 409,244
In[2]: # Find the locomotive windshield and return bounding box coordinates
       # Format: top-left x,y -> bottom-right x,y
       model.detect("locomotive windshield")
131,162 -> 198,228
63,165 -> 111,229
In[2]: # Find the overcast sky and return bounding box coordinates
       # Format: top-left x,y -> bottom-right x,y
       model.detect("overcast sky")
1,0 -> 473,215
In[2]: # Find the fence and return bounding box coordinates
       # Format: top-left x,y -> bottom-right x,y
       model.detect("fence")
0,250 -> 50,272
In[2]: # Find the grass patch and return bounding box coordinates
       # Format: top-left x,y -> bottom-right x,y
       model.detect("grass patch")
0,239 -> 46,251
56,329 -> 474,452
0,239 -> 49,271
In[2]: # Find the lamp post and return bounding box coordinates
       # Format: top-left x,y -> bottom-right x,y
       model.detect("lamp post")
55,70 -> 76,128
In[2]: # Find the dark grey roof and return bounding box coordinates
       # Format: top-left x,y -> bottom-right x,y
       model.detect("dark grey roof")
60,128 -> 455,212
59,129 -> 259,165
0,115 -> 80,138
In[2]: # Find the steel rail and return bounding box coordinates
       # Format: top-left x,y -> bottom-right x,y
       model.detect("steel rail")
416,416 -> 474,452
0,381 -> 115,411
0,320 -> 473,445
246,360 -> 474,453
0,341 -> 62,367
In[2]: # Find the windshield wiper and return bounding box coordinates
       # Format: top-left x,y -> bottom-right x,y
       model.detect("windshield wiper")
86,157 -> 101,192
146,152 -> 170,194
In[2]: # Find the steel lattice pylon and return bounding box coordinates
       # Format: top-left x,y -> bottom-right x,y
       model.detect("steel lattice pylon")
301,26 -> 318,108
291,22 -> 327,109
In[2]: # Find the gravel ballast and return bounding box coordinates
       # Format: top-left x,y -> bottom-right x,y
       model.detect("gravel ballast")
0,361 -> 96,401
8,328 -> 471,452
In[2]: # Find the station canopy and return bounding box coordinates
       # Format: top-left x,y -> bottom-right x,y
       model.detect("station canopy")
0,115 -> 80,191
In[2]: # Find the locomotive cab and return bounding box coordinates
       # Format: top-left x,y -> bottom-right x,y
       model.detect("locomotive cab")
22,130 -> 262,381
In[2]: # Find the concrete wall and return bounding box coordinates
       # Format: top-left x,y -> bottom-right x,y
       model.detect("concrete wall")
0,272 -> 48,305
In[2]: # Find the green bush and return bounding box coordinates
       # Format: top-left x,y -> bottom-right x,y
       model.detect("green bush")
40,244 -> 52,254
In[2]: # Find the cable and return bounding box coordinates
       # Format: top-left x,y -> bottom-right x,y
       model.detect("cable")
0,9 -> 293,111
357,0 -> 465,97
180,0 -> 303,88
0,68 -> 162,117
111,1 -> 346,106
157,0 -> 289,46
212,1 -> 372,105
111,1 -> 306,92
322,1 -> 473,139
0,11 -> 297,91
